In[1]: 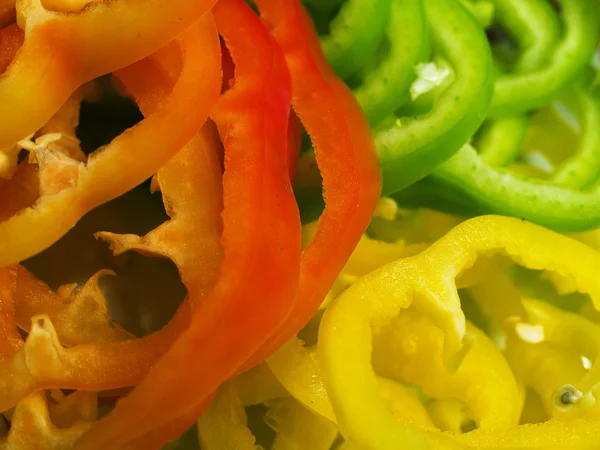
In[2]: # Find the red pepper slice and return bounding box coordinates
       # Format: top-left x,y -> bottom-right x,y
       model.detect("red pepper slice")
74,1 -> 301,448
242,0 -> 382,368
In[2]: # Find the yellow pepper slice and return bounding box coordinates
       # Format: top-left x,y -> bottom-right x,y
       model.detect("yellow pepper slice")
319,215 -> 600,450
372,307 -> 521,430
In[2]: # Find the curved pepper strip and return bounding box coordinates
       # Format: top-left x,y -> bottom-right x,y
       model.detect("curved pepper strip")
318,215 -> 600,450
14,266 -> 133,346
490,0 -> 600,117
373,0 -> 493,197
267,336 -> 437,431
0,0 -> 214,147
416,141 -> 600,232
481,88 -> 600,190
35,88 -> 86,163
74,1 -> 301,447
0,391 -> 94,450
0,290 -> 190,412
549,89 -> 600,189
395,86 -> 600,231
468,270 -> 526,329
372,307 -> 521,429
238,0 -> 381,370
95,120 -> 224,306
46,390 -> 97,429
0,269 -> 96,449
198,380 -> 338,450
0,0 -> 216,149
319,0 -> 389,79
7,68 -> 220,388
352,0 -> 429,126
0,13 -> 221,266
301,219 -> 427,280
367,207 -> 462,245
197,384 -> 261,450
297,0 -> 493,210
0,161 -> 38,221
0,23 -> 22,73
0,266 -> 19,353
477,116 -> 529,167
0,26 -> 222,411
489,0 -> 560,73
264,397 -> 339,450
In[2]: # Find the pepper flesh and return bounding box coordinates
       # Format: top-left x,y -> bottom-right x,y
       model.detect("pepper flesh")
0,0 -> 217,149
239,0 -> 381,370
74,1 -> 301,447
319,215 -> 600,450
0,20 -> 222,412
0,12 -> 222,265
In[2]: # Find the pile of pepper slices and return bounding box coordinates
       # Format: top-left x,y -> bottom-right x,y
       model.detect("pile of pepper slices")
0,0 -> 599,448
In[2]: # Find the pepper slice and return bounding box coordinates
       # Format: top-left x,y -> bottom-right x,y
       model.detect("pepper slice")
395,85 -> 600,232
0,12 -> 221,266
319,0 -> 389,79
0,0 -> 216,149
0,21 -> 223,413
239,0 -> 381,369
489,0 -> 561,73
318,215 -> 600,449
74,1 -> 301,447
295,0 -> 493,217
352,0 -> 430,126
372,308 -> 521,430
0,23 -> 22,73
375,0 -> 493,197
490,0 -> 600,117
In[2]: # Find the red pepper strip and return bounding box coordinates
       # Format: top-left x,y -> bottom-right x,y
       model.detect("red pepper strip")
120,397 -> 214,450
0,14 -> 221,266
0,23 -> 21,73
0,0 -> 216,149
74,1 -> 301,448
242,0 -> 382,368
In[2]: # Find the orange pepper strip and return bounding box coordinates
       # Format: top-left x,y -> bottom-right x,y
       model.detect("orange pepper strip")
0,19 -> 221,412
14,266 -> 134,346
120,397 -> 214,450
0,163 -> 38,221
95,127 -> 224,303
0,266 -> 19,352
0,0 -> 216,149
0,23 -> 22,73
0,13 -> 221,266
0,391 -> 94,449
74,1 -> 301,447
242,0 -> 381,368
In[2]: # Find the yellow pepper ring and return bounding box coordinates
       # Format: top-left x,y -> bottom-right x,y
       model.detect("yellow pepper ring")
318,215 -> 600,450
